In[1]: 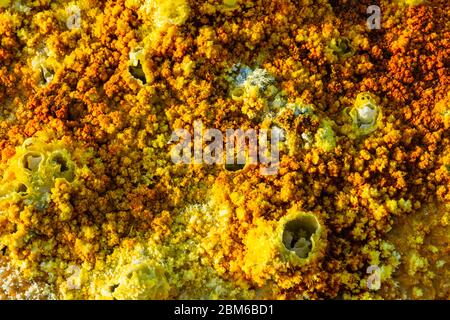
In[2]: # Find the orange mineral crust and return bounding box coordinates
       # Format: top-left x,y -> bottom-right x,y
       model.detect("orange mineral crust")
0,0 -> 448,299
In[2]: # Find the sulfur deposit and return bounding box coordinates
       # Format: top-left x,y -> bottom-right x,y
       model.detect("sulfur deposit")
0,0 -> 449,299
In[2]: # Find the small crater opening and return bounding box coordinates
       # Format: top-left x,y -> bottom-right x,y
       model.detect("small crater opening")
282,214 -> 319,259
110,284 -> 119,293
51,153 -> 69,172
356,104 -> 377,126
23,152 -> 43,172
40,65 -> 54,85
16,183 -> 28,194
337,38 -> 352,54
129,62 -> 146,84
225,162 -> 245,172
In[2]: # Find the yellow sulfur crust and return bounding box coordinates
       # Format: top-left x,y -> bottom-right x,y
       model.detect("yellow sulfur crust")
0,0 -> 449,300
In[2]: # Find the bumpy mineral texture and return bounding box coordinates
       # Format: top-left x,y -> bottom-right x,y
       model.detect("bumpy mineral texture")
0,0 -> 448,299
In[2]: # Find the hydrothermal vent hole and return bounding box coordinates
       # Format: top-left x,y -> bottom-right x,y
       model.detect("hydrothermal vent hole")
50,153 -> 69,172
129,62 -> 147,84
224,162 -> 246,172
22,152 -> 43,172
282,214 -> 319,259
